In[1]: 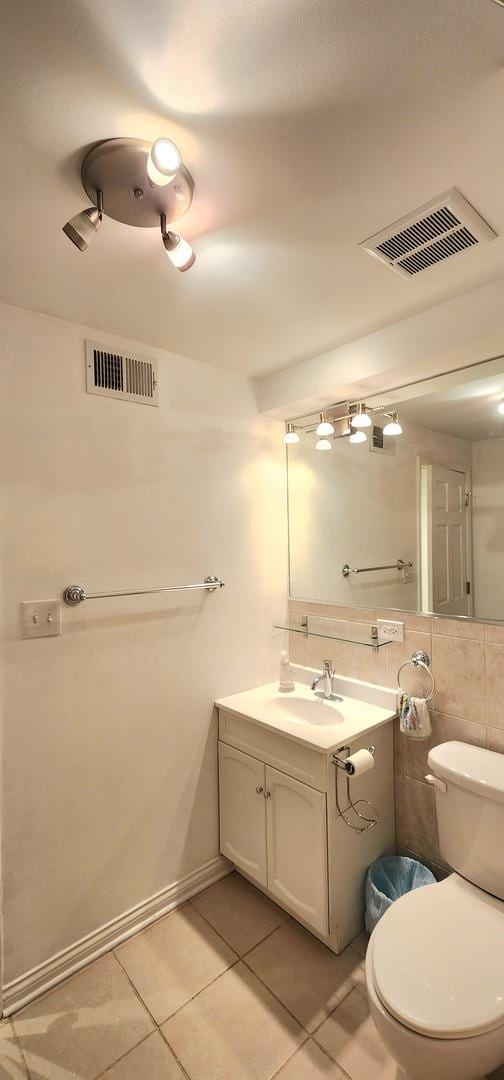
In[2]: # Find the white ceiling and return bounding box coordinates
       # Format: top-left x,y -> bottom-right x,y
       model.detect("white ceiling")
392,365 -> 504,443
2,0 -> 504,377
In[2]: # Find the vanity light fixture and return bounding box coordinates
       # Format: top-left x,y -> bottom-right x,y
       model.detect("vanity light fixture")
315,413 -> 335,437
383,411 -> 403,436
349,429 -> 367,444
498,401 -> 504,415
283,422 -> 300,445
62,137 -> 196,271
350,403 -> 372,429
315,437 -> 332,451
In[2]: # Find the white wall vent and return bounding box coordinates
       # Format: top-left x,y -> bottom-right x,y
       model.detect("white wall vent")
360,189 -> 496,279
85,341 -> 159,406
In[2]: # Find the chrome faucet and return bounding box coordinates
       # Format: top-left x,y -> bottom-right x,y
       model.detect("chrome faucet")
311,659 -> 341,701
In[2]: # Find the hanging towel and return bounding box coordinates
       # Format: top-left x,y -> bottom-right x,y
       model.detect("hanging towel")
399,693 -> 432,739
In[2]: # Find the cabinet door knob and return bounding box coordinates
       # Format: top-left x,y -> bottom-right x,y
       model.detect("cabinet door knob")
264,790 -> 271,798
256,785 -> 264,795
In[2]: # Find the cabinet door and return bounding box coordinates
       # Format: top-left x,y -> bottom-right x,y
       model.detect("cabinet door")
265,766 -> 329,934
219,743 -> 267,886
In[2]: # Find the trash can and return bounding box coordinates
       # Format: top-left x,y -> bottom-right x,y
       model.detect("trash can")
365,855 -> 436,933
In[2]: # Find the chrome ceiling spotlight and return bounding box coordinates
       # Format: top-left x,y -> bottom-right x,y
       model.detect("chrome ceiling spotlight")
61,137 -> 196,269
63,190 -> 103,251
160,214 -> 195,272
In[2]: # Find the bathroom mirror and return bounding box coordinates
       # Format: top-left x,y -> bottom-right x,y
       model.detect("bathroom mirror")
287,355 -> 504,622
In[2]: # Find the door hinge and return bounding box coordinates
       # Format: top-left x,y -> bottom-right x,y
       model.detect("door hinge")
464,492 -> 472,507
466,581 -> 471,595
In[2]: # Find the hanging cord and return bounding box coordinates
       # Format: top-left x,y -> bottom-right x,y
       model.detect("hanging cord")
332,745 -> 379,833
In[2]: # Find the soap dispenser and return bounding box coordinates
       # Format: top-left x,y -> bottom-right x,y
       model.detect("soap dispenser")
278,650 -> 295,693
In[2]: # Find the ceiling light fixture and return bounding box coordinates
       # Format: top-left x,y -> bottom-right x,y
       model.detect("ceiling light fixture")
63,191 -> 103,251
349,429 -> 367,444
316,413 -> 335,437
383,411 -> 403,436
62,137 -> 196,270
315,437 -> 332,451
147,139 -> 182,186
283,422 -> 300,445
350,403 -> 371,429
498,401 -> 504,415
160,214 -> 195,271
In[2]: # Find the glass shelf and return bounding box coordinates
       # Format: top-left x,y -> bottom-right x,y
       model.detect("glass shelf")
273,613 -> 393,650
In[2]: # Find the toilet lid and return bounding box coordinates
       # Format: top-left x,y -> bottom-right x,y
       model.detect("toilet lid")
372,876 -> 504,1039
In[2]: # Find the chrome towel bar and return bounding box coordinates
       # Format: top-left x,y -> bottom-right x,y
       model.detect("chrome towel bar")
63,576 -> 225,606
342,559 -> 413,577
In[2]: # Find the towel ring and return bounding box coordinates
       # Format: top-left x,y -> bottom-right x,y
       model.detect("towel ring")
397,649 -> 435,701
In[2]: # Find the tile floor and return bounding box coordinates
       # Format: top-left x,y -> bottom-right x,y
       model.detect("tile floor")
1,871 -> 503,1080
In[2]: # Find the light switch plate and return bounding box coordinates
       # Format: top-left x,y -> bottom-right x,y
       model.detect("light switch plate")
377,618 -> 405,643
21,600 -> 61,639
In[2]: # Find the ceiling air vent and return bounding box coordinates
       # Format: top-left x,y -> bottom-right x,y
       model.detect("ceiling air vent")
360,189 -> 496,279
85,341 -> 159,406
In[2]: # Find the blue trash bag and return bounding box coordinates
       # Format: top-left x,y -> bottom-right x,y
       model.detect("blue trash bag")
365,855 -> 436,933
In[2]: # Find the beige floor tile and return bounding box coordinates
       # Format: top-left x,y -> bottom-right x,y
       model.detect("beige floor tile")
102,1031 -> 185,1079
0,1020 -> 28,1078
245,920 -> 364,1033
116,904 -> 236,1024
162,961 -> 304,1080
273,1039 -> 347,1079
191,872 -> 288,956
13,953 -> 153,1080
315,987 -> 401,1080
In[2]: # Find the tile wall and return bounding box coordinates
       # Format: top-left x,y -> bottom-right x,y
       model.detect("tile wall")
288,600 -> 504,875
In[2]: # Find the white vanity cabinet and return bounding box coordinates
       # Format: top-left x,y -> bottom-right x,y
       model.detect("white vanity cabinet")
217,695 -> 396,954
219,743 -> 329,934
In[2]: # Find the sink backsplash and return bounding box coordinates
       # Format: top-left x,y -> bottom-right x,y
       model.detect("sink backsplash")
288,598 -> 504,877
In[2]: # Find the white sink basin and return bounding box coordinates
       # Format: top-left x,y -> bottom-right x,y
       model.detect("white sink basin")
270,694 -> 344,726
216,670 -> 398,752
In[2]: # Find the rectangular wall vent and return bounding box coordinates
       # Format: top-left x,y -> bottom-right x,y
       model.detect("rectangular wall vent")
85,341 -> 159,406
360,189 -> 496,279
369,424 -> 396,456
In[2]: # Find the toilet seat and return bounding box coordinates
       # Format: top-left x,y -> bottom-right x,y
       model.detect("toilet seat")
371,874 -> 504,1040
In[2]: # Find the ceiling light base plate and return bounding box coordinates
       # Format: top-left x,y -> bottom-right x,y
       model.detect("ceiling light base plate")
81,138 -> 194,228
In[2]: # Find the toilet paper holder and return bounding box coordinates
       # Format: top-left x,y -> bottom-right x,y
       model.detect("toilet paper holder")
332,745 -> 379,834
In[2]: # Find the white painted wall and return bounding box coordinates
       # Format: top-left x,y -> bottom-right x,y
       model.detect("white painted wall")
257,277 -> 504,417
472,435 -> 504,621
288,419 -> 470,610
0,302 -> 287,984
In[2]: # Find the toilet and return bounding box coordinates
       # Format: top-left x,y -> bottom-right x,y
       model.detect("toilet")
366,741 -> 504,1080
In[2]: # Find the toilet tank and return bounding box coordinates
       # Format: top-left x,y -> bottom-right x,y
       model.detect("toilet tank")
427,741 -> 504,900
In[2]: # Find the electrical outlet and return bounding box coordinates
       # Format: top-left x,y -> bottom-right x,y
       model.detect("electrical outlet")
377,618 -> 404,643
21,600 -> 61,639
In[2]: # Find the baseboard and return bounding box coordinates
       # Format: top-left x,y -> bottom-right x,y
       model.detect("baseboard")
3,854 -> 231,1016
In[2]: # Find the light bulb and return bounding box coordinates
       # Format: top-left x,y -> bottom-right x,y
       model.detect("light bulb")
351,404 -> 371,429
498,401 -> 504,415
315,437 -> 332,451
283,423 -> 300,445
147,138 -> 182,186
349,429 -> 367,444
163,231 -> 196,271
383,412 -> 403,436
316,414 -> 335,436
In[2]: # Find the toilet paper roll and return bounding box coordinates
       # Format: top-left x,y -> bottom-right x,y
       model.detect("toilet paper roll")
344,748 -> 375,777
